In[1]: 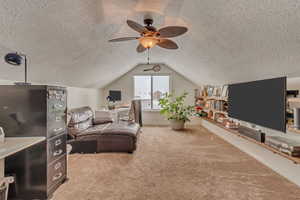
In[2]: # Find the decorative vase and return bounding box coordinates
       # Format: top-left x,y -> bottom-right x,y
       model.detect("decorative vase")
107,101 -> 115,110
108,105 -> 115,110
170,119 -> 185,130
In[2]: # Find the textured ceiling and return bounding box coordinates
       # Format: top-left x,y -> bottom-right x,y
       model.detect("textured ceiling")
0,0 -> 300,88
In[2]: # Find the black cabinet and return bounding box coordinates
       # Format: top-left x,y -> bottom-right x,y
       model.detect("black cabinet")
0,85 -> 67,200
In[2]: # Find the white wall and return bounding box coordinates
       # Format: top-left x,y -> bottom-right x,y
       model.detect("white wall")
287,77 -> 300,92
0,79 -> 103,111
103,63 -> 199,125
67,87 -> 102,111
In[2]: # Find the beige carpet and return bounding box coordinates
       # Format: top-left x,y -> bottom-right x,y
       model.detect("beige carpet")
53,124 -> 300,200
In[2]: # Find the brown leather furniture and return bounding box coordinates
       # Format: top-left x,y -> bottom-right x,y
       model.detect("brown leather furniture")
67,107 -> 140,153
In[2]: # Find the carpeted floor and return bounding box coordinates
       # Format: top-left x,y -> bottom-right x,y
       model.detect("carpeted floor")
53,124 -> 300,200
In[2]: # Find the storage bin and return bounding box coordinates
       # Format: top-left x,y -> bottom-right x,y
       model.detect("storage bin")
0,184 -> 7,200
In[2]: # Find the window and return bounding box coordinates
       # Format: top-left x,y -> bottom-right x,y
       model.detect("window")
134,76 -> 152,110
134,75 -> 170,110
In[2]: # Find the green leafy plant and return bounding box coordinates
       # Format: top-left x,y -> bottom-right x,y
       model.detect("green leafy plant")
159,92 -> 194,122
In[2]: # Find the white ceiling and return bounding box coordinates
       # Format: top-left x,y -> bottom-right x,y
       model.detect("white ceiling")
0,0 -> 300,88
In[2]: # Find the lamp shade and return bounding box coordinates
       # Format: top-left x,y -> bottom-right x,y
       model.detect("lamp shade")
139,37 -> 159,49
4,53 -> 23,66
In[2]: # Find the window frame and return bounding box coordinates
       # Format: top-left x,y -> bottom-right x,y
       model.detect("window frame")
133,74 -> 171,110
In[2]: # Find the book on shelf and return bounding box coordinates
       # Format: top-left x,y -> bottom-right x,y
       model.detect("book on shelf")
279,148 -> 300,157
206,86 -> 214,97
265,141 -> 300,157
204,100 -> 228,112
265,136 -> 300,152
225,122 -> 239,129
221,85 -> 228,97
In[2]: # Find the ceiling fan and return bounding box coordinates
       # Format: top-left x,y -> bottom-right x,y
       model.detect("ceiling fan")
109,18 -> 188,53
143,64 -> 161,72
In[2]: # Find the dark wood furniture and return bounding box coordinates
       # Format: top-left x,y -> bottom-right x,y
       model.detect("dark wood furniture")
0,85 -> 67,200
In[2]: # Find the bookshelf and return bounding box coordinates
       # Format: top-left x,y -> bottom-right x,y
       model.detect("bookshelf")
195,85 -> 229,121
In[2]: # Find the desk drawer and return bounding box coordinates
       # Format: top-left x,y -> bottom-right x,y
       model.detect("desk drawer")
47,113 -> 66,138
48,133 -> 66,163
48,100 -> 66,114
47,88 -> 67,114
47,156 -> 66,188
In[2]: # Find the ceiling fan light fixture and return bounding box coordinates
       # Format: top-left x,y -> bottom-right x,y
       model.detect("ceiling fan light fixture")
108,19 -> 188,52
139,37 -> 159,49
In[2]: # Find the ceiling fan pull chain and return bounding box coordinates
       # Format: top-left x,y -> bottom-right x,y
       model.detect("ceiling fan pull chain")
147,48 -> 150,64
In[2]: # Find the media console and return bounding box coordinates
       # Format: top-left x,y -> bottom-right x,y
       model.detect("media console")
199,117 -> 300,164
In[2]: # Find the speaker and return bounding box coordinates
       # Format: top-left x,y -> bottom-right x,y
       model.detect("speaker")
293,108 -> 300,129
238,126 -> 265,143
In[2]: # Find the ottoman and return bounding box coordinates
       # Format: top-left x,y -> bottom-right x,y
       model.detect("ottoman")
98,122 -> 140,153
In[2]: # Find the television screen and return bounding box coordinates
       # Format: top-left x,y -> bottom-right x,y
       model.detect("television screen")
109,90 -> 121,101
228,77 -> 286,132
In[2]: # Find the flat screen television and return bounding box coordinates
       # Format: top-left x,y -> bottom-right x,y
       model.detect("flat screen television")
109,90 -> 121,101
228,77 -> 286,132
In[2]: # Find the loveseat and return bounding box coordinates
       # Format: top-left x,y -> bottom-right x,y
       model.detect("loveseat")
67,106 -> 140,153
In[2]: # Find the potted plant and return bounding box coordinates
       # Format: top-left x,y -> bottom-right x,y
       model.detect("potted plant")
159,92 -> 194,130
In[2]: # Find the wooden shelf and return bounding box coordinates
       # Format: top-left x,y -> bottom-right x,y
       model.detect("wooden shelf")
201,117 -> 300,164
288,126 -> 300,134
287,98 -> 300,103
195,96 -> 228,101
205,96 -> 228,101
213,110 -> 228,115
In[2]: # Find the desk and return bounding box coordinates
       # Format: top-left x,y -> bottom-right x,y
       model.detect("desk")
0,137 -> 45,199
0,137 -> 45,176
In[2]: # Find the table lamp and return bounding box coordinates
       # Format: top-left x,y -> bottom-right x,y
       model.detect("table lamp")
4,52 -> 31,85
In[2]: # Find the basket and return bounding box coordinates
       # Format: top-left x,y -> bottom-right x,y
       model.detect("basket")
0,176 -> 14,200
0,184 -> 7,200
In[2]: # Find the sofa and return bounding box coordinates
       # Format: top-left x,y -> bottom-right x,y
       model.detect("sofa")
67,106 -> 140,153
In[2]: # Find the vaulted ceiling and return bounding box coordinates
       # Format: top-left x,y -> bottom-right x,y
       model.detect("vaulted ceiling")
0,0 -> 300,88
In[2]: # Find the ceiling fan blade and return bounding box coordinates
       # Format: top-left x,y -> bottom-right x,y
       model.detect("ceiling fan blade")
143,69 -> 152,71
136,44 -> 147,53
109,37 -> 139,42
157,39 -> 178,49
158,26 -> 188,38
127,20 -> 148,34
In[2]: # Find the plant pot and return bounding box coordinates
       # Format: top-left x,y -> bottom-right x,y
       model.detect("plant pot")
170,119 -> 185,130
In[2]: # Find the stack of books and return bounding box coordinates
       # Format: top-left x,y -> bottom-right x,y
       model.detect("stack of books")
265,136 -> 300,157
224,121 -> 239,129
